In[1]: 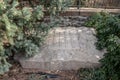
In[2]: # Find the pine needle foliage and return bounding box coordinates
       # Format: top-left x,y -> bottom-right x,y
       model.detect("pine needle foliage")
0,0 -> 71,74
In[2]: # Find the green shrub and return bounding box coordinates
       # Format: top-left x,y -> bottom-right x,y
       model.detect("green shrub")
79,68 -> 107,80
84,12 -> 120,80
0,0 -> 71,74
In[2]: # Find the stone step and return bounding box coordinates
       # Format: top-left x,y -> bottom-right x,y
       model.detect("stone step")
14,27 -> 105,71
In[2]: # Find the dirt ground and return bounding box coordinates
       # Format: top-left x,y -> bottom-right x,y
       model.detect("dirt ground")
0,62 -> 80,80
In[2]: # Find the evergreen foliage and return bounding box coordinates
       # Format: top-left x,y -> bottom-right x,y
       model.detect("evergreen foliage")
0,0 -> 71,74
84,12 -> 120,80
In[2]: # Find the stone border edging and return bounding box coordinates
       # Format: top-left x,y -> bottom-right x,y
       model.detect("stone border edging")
60,8 -> 120,16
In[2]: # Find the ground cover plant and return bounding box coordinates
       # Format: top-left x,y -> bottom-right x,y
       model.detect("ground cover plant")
81,12 -> 120,80
0,0 -> 71,74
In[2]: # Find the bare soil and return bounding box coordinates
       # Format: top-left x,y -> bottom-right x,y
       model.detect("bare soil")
0,62 -> 79,80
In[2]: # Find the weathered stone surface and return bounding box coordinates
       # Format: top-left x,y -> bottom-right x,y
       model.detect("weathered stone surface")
15,27 -> 105,71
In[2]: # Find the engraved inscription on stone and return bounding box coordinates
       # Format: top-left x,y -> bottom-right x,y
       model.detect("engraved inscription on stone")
15,27 -> 105,70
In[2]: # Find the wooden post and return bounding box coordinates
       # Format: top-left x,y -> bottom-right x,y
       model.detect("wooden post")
77,0 -> 80,9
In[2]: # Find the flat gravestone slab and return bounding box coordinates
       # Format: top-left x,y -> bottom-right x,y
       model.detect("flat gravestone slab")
15,27 -> 105,71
